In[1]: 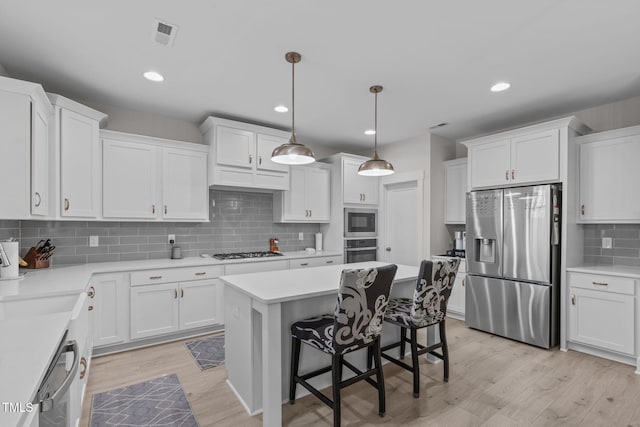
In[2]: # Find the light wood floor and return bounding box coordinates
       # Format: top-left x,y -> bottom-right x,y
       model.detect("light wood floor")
81,319 -> 640,426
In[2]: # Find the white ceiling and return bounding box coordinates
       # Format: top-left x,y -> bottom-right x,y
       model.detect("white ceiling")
1,1 -> 639,147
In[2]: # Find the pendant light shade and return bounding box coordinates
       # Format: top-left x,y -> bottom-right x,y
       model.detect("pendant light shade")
358,85 -> 394,176
271,52 -> 316,165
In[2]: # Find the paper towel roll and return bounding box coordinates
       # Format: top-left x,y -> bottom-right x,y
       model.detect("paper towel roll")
0,241 -> 19,279
315,233 -> 323,251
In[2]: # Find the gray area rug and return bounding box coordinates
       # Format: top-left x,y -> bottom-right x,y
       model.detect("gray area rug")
90,374 -> 198,427
185,335 -> 225,370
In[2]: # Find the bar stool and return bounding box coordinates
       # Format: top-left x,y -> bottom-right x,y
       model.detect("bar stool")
379,259 -> 459,398
289,264 -> 398,427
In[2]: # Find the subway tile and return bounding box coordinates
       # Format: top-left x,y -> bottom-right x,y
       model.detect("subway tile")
76,246 -> 109,255
109,228 -> 140,236
88,254 -> 120,263
615,257 -> 640,267
612,228 -> 640,239
98,237 -> 120,245
76,227 -> 111,237
139,243 -> 169,252
53,255 -> 88,265
108,244 -> 139,254
613,248 -> 640,258
614,239 -> 640,249
120,252 -> 149,261
120,236 -> 149,244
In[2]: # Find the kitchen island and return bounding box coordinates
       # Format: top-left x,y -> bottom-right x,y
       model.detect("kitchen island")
220,261 -> 419,427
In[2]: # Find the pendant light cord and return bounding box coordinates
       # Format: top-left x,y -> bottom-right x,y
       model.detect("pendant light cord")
290,59 -> 296,144
373,90 -> 378,158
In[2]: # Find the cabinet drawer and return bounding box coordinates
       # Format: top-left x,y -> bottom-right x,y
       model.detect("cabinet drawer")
568,272 -> 636,295
131,265 -> 224,286
224,260 -> 289,275
290,255 -> 342,269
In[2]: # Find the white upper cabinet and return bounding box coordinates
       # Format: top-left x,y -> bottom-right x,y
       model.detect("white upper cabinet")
0,76 -> 53,220
274,163 -> 331,223
464,117 -> 586,190
577,125 -> 640,223
162,148 -> 209,220
443,158 -> 467,224
201,117 -> 290,191
343,158 -> 378,205
102,130 -> 209,221
49,94 -> 107,218
103,138 -> 158,219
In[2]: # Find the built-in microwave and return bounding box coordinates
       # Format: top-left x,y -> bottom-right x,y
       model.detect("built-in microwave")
344,208 -> 377,237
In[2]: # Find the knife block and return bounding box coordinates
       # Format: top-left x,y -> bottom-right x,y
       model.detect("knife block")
23,247 -> 50,269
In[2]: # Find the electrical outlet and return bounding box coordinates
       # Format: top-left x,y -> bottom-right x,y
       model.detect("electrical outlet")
168,234 -> 176,244
89,236 -> 99,247
298,232 -> 304,241
602,237 -> 613,249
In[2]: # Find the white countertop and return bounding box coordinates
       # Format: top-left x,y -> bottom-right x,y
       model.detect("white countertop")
567,265 -> 640,279
0,312 -> 70,427
220,261 -> 419,304
0,250 -> 342,301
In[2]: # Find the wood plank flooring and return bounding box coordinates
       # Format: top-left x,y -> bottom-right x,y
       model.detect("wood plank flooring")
81,319 -> 640,426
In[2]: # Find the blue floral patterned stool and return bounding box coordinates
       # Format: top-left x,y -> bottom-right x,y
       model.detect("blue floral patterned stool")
289,264 -> 398,427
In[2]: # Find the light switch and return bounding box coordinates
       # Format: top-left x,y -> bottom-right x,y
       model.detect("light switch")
602,237 -> 613,249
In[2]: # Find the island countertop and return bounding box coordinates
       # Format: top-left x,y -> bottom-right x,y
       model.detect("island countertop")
220,261 -> 419,304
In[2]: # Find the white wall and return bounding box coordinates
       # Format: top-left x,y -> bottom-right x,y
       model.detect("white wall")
430,134 -> 457,255
573,95 -> 640,132
0,64 -> 9,77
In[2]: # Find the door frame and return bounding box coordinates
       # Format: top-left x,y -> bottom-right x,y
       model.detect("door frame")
379,170 -> 425,265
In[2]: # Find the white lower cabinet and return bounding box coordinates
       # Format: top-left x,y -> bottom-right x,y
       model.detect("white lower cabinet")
68,292 -> 93,427
130,280 -> 221,340
92,273 -> 129,347
290,255 -> 342,269
568,272 -> 636,357
433,256 -> 466,318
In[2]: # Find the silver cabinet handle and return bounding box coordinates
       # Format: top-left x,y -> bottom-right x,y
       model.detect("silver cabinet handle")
592,281 -> 608,287
511,169 -> 515,180
363,193 -> 365,202
309,209 -> 312,217
326,260 -> 334,264
34,192 -> 41,207
64,197 -> 70,211
259,156 -> 262,165
571,294 -> 576,305
150,275 -> 162,280
164,205 -> 168,215
581,204 -> 585,216
300,263 -> 308,266
87,286 -> 96,299
505,170 -> 509,181
385,247 -> 391,252
152,204 -> 156,214
174,289 -> 178,299
181,288 -> 184,298
195,272 -> 206,276
249,154 -> 253,164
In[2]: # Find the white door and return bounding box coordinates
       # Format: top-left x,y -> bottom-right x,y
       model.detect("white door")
307,167 -> 331,221
468,138 -> 510,189
60,109 -> 100,217
31,100 -> 50,216
92,273 -> 129,347
381,174 -> 422,266
103,139 -> 158,219
510,129 -> 559,184
179,279 -> 220,330
256,134 -> 290,173
162,148 -> 208,220
216,125 -> 254,169
130,283 -> 180,340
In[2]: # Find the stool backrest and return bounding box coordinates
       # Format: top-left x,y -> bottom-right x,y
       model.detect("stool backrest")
332,264 -> 398,354
411,259 -> 460,323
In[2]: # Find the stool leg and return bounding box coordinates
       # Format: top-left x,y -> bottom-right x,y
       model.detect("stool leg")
400,327 -> 406,359
289,337 -> 301,403
373,338 -> 386,417
410,328 -> 420,398
439,320 -> 450,382
332,354 -> 342,427
367,345 -> 373,370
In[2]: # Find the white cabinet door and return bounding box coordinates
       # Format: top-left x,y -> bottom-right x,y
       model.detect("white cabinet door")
579,136 -> 640,222
103,139 -> 158,219
216,125 -> 254,169
343,158 -> 379,205
283,167 -> 308,220
256,134 -> 290,173
30,100 -> 50,216
444,158 -> 467,224
130,283 -> 179,340
60,109 -> 100,217
468,138 -> 510,189
307,166 -> 331,221
569,287 -> 635,356
92,273 -> 129,347
162,148 -> 208,220
447,273 -> 466,317
0,92 -> 30,220
179,279 -> 220,330
510,129 -> 559,184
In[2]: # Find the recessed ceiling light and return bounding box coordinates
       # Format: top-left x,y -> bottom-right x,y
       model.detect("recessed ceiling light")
143,71 -> 164,82
364,129 -> 376,135
491,82 -> 511,92
274,105 -> 288,113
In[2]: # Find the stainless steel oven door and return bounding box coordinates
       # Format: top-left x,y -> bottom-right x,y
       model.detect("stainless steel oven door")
345,247 -> 377,263
344,208 -> 377,237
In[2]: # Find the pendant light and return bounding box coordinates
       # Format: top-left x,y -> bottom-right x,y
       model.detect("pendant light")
271,52 -> 316,165
358,85 -> 394,176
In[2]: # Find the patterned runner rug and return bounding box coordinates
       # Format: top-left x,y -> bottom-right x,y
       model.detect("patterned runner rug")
185,334 -> 225,370
90,373 -> 198,426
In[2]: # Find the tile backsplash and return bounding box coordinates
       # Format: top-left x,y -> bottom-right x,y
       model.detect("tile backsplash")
583,224 -> 640,267
0,190 -> 320,265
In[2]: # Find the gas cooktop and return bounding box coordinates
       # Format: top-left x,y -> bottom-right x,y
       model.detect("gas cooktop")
212,251 -> 283,260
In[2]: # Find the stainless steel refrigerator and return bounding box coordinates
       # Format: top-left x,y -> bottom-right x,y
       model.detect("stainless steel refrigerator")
465,184 -> 561,348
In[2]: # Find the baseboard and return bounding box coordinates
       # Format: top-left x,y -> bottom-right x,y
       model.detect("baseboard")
567,341 -> 637,370
226,379 -> 259,416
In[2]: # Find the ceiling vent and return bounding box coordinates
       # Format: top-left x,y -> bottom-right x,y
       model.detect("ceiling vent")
428,122 -> 448,130
152,19 -> 178,47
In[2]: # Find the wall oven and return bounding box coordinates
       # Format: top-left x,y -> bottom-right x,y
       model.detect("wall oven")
344,208 -> 377,238
345,238 -> 377,263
